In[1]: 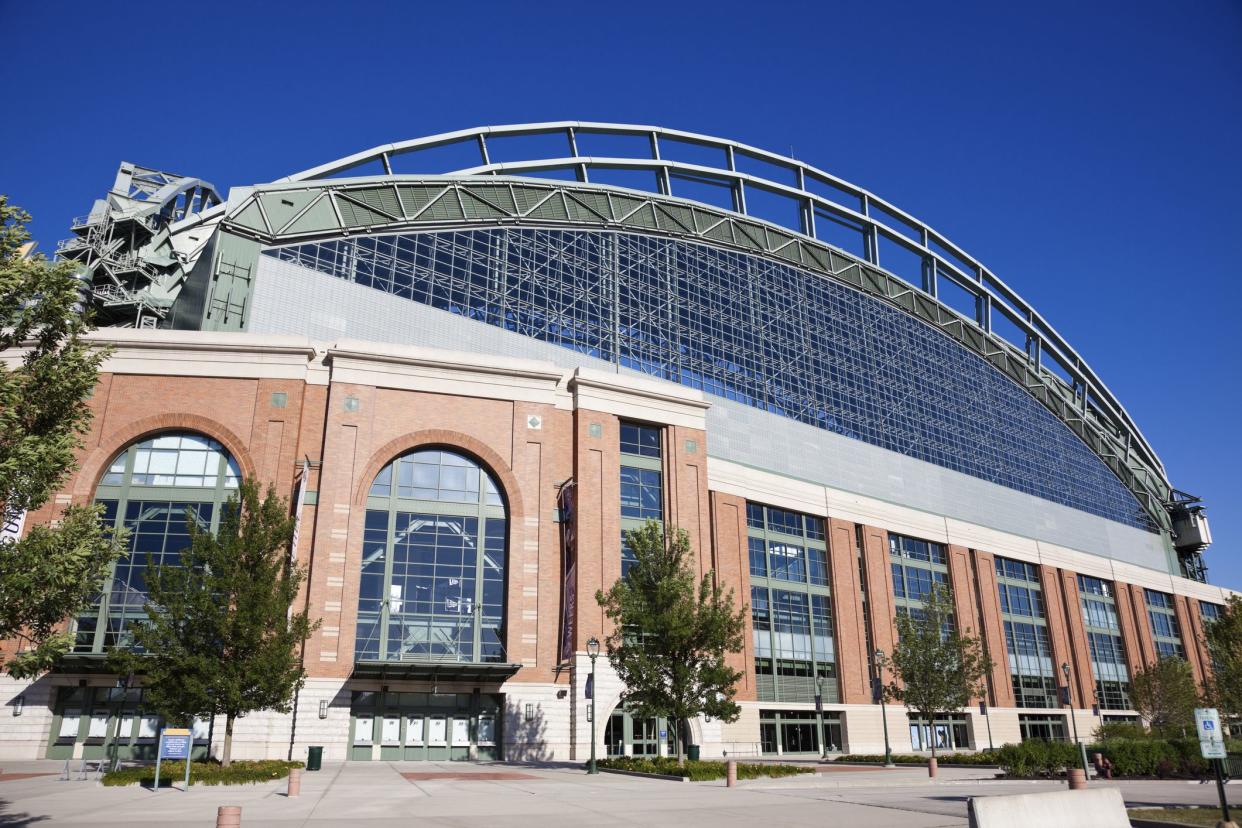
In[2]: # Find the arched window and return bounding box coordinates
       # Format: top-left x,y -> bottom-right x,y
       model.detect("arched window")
74,432 -> 240,653
355,449 -> 508,664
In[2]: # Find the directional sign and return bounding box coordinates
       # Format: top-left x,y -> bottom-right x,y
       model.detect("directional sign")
1195,708 -> 1227,760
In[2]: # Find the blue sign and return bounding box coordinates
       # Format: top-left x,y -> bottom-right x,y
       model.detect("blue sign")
160,729 -> 192,760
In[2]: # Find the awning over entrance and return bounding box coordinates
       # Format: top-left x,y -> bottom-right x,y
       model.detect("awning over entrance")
351,660 -> 522,684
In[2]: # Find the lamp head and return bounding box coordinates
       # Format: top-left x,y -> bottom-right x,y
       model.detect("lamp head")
586,637 -> 600,658
1061,661 -> 1070,677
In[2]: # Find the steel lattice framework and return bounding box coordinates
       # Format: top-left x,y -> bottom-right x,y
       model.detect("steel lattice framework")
64,123 -> 1179,534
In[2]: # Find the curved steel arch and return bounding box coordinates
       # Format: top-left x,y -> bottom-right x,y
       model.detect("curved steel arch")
279,123 -> 1165,489
220,173 -> 1172,531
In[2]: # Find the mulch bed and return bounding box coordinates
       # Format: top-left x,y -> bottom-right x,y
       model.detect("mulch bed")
0,773 -> 59,782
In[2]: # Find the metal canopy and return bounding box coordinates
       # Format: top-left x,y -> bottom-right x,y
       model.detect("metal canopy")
351,660 -> 522,684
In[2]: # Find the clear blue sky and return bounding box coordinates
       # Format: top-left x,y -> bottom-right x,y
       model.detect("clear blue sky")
2,0 -> 1238,588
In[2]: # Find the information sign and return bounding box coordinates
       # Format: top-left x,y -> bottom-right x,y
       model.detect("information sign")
1195,708 -> 1227,760
153,727 -> 193,791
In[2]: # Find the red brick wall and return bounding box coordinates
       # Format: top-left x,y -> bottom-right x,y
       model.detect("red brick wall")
1057,571 -> 1096,708
830,518 -> 870,704
710,491 -> 753,701
972,550 -> 1016,707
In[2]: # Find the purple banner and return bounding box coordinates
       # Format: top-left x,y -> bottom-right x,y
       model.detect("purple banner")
558,482 -> 577,663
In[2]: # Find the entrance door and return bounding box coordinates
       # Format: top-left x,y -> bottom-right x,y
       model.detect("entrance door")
349,690 -> 503,761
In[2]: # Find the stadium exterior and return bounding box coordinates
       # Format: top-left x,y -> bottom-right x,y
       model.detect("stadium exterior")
0,122 -> 1232,764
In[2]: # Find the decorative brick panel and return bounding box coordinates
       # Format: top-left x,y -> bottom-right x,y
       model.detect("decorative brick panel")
860,525 -> 895,666
972,550 -> 1016,708
830,518 -> 870,705
710,491 -> 753,701
1057,570 -> 1095,708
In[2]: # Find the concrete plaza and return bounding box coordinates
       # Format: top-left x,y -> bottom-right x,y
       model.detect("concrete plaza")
0,760 -> 1238,827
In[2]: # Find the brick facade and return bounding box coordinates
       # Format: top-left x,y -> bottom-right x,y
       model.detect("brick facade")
0,332 -> 1231,763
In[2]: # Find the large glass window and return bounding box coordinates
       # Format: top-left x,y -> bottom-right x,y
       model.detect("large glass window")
1077,575 -> 1131,711
749,502 -> 835,704
619,422 -> 663,578
266,228 -> 1153,533
759,710 -> 843,755
889,534 -> 951,631
354,449 -> 508,664
1144,589 -> 1185,660
996,556 -> 1058,708
75,433 -> 239,653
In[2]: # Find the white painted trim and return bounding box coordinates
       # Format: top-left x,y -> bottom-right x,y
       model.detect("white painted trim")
570,366 -> 709,429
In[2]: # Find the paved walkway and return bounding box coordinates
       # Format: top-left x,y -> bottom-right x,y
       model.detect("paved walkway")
0,759 -> 1237,827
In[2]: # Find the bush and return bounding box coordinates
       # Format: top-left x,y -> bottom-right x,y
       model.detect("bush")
996,740 -> 1081,777
1092,721 -> 1149,741
102,759 -> 303,787
837,751 -> 1000,766
1093,738 -> 1209,778
595,756 -> 811,781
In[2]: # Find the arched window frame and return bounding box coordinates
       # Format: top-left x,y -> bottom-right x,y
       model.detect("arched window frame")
75,432 -> 240,654
356,448 -> 508,665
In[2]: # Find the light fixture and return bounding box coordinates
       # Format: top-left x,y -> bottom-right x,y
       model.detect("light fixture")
586,637 -> 600,658
13,694 -> 23,716
318,700 -> 328,719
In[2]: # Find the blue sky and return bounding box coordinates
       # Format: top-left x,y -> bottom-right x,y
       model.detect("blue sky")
2,0 -> 1238,588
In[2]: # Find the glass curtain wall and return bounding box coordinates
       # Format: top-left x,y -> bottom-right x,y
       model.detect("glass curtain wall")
619,422 -> 663,578
1144,590 -> 1185,659
1076,576 -> 1132,710
354,449 -> 507,663
889,534 -> 951,623
75,432 -> 240,653
747,503 -> 836,703
995,557 -> 1059,708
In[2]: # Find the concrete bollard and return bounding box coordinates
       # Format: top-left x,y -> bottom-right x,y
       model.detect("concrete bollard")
1067,768 -> 1087,790
928,757 -> 938,778
287,768 -> 301,797
216,805 -> 242,827
726,760 -> 737,788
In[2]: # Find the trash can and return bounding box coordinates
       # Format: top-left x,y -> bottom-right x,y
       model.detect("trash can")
306,746 -> 323,771
687,745 -> 701,762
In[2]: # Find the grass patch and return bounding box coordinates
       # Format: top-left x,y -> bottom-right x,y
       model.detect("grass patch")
596,756 -> 812,781
102,759 -> 303,787
1128,807 -> 1237,826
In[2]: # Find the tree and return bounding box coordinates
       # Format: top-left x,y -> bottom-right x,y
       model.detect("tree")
885,584 -> 992,762
1203,596 -> 1242,721
0,196 -> 126,678
1130,655 -> 1200,737
111,480 -> 317,765
595,520 -> 746,764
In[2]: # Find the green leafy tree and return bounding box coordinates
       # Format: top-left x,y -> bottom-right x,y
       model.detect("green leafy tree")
595,520 -> 746,765
111,480 -> 317,765
1203,596 -> 1242,720
885,584 -> 992,762
1129,655 -> 1200,737
0,196 -> 125,678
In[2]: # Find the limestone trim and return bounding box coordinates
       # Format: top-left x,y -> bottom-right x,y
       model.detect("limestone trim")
569,367 -> 709,430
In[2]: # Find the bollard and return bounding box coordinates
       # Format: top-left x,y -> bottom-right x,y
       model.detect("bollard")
1067,768 -> 1086,790
928,757 -> 938,778
287,768 -> 301,797
726,760 -> 737,788
216,805 -> 242,828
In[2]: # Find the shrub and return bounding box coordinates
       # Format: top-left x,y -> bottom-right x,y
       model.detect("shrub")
837,751 -> 1000,766
595,756 -> 811,781
1092,738 -> 1208,778
1092,721 -> 1149,741
102,759 -> 303,787
996,740 -> 1080,777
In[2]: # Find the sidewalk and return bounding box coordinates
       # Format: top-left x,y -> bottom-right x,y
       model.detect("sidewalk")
0,759 -> 1235,827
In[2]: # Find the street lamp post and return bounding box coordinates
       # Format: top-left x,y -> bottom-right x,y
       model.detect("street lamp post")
875,649 -> 894,768
587,637 -> 600,775
815,675 -> 826,759
1061,662 -> 1090,776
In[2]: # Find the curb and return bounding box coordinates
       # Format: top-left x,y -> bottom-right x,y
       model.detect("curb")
597,768 -> 689,783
